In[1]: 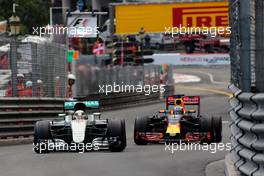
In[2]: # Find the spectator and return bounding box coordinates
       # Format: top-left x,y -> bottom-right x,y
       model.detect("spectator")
36,80 -> 45,97
4,80 -> 12,97
24,81 -> 33,97
138,27 -> 146,44
145,34 -> 151,48
67,73 -> 76,98
0,54 -> 9,70
17,74 -> 25,97
54,76 -> 61,97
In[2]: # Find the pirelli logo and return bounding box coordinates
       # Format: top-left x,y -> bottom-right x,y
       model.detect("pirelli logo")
172,5 -> 229,28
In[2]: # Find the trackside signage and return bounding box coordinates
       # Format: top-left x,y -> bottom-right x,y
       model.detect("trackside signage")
172,5 -> 228,28
151,53 -> 230,66
115,2 -> 229,34
67,15 -> 98,38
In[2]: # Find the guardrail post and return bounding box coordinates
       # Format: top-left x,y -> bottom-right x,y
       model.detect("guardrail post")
255,0 -> 264,92
10,39 -> 18,97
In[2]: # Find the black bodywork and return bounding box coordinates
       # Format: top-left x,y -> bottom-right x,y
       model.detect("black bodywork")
134,95 -> 222,144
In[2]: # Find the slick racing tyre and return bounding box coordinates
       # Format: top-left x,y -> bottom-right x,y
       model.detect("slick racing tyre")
134,116 -> 150,145
108,119 -> 127,152
212,116 -> 222,143
199,117 -> 213,144
33,121 -> 52,154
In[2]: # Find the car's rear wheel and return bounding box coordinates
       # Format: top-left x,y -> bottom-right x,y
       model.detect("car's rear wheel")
33,121 -> 52,154
108,120 -> 126,152
212,116 -> 222,142
199,117 -> 213,144
134,116 -> 150,145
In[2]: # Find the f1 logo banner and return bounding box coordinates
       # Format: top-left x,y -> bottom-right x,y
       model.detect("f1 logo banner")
67,14 -> 98,38
172,5 -> 229,28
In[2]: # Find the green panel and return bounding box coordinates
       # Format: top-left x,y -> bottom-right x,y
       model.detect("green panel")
64,100 -> 100,110
83,101 -> 99,108
67,50 -> 74,63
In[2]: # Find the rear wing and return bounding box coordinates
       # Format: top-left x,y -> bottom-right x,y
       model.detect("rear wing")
166,95 -> 200,115
64,100 -> 100,112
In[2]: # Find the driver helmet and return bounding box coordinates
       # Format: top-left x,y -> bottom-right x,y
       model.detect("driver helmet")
73,110 -> 87,120
174,105 -> 184,115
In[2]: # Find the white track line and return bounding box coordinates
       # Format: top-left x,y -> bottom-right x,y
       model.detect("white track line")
173,73 -> 201,83
197,71 -> 227,85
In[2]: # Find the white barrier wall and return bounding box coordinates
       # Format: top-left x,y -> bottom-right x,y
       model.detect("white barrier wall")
152,53 -> 230,65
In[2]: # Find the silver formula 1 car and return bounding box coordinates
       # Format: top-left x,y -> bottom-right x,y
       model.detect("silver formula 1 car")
33,100 -> 126,153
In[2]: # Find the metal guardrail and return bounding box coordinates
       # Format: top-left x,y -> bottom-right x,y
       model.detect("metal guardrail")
229,84 -> 264,176
0,97 -> 65,139
0,85 -> 174,140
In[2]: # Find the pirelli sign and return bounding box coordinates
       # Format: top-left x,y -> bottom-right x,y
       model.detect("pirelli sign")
115,1 -> 229,34
172,5 -> 228,28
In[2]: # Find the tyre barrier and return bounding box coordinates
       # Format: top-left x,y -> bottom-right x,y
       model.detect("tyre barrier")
0,85 -> 174,140
228,84 -> 264,176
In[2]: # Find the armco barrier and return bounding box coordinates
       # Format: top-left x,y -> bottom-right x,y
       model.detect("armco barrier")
0,85 -> 174,140
0,97 -> 65,139
228,84 -> 264,176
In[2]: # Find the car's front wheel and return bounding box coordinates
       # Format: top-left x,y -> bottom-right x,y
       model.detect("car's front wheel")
134,116 -> 150,145
108,119 -> 126,152
33,121 -> 52,154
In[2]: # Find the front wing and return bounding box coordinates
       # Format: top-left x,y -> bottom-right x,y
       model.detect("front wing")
135,132 -> 212,143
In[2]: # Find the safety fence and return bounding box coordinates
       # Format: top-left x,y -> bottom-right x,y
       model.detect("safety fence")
229,0 -> 264,92
229,84 -> 264,176
0,37 -> 67,98
0,85 -> 173,140
75,64 -> 173,96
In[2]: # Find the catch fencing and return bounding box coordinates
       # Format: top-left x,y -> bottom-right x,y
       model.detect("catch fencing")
75,64 -> 174,96
0,37 -> 67,97
229,0 -> 264,92
229,84 -> 264,176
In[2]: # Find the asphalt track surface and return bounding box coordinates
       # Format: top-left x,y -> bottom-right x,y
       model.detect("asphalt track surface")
0,66 -> 231,176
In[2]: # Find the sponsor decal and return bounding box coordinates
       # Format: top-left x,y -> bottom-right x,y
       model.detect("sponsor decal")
64,101 -> 99,109
173,5 -> 229,28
